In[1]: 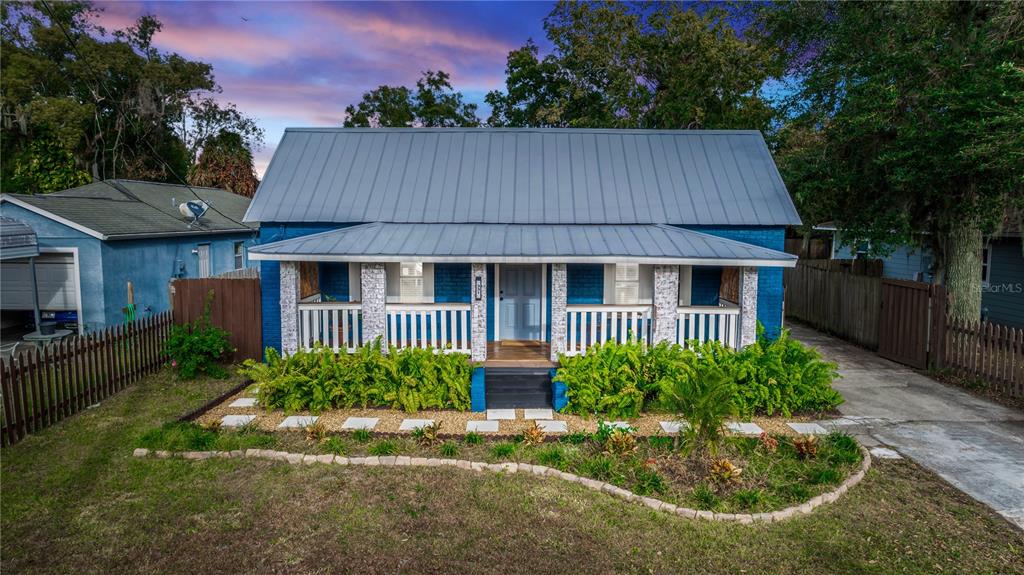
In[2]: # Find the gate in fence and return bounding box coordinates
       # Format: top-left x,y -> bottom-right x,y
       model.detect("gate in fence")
877,279 -> 944,370
170,277 -> 262,361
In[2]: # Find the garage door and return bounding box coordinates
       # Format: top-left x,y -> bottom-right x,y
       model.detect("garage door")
1,252 -> 78,310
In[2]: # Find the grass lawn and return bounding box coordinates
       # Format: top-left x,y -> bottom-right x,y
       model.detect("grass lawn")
2,369 -> 1022,574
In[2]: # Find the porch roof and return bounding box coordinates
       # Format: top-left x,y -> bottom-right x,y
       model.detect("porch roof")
249,223 -> 797,267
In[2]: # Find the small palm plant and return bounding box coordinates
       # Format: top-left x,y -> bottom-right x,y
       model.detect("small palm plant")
659,363 -> 737,456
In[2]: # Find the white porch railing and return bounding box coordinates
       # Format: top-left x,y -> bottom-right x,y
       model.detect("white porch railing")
676,304 -> 740,349
298,301 -> 363,352
565,305 -> 652,356
387,303 -> 472,354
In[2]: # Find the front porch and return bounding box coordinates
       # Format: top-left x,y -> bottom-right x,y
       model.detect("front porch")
281,261 -> 760,363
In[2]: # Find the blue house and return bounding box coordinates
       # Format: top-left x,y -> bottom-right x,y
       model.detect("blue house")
1,180 -> 257,334
244,128 -> 800,381
824,225 -> 1024,328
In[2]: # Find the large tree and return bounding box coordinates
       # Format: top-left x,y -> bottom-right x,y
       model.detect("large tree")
758,1 -> 1024,322
1,1 -> 262,193
343,70 -> 479,128
187,129 -> 259,197
486,1 -> 779,130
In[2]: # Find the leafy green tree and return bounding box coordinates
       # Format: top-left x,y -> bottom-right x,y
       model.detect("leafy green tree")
343,70 -> 479,127
187,130 -> 260,197
487,2 -> 779,130
1,1 -> 261,193
757,1 -> 1024,322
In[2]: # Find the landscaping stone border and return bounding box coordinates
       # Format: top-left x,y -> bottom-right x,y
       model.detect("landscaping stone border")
131,444 -> 872,523
177,379 -> 253,423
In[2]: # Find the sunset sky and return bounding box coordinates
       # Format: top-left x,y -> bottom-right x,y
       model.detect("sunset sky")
92,1 -> 557,176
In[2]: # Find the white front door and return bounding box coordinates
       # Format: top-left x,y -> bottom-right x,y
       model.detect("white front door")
196,244 -> 211,277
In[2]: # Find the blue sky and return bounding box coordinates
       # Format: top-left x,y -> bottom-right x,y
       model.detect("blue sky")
93,1 -> 557,175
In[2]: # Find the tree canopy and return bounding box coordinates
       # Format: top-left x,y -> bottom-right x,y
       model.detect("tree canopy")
0,1 -> 263,194
342,70 -> 479,128
756,0 -> 1024,319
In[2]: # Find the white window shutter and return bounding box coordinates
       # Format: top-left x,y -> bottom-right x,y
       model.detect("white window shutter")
348,263 -> 361,302
679,265 -> 692,306
603,264 -> 615,304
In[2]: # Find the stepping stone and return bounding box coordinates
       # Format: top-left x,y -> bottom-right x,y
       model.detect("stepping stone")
726,422 -> 763,435
523,408 -> 553,420
535,420 -> 567,433
467,420 -> 499,433
229,397 -> 257,408
221,415 -> 255,427
341,417 -> 379,430
787,422 -> 828,435
279,416 -> 318,429
487,409 -> 516,421
601,421 -> 631,430
399,419 -> 434,431
246,386 -> 260,396
869,447 -> 902,460
659,421 -> 689,434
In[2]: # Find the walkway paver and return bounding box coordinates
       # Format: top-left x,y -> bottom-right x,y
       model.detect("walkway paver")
229,397 -> 257,408
467,420 -> 499,433
279,416 -> 317,429
787,422 -> 828,435
659,421 -> 687,434
221,415 -> 256,427
398,419 -> 434,431
726,422 -> 763,435
341,417 -> 379,430
601,421 -> 631,430
486,409 -> 516,420
869,447 -> 903,460
523,408 -> 553,420
791,323 -> 1024,529
535,420 -> 567,433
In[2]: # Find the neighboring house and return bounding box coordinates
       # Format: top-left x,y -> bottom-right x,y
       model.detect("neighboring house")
1,180 -> 257,333
245,128 -> 800,367
821,224 -> 1024,328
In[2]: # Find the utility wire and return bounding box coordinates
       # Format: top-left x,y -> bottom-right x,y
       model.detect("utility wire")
39,0 -> 253,232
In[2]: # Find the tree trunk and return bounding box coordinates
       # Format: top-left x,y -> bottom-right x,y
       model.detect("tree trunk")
943,222 -> 983,324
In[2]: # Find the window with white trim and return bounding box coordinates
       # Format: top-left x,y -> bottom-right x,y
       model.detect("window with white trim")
614,263 -> 640,304
233,241 -> 245,270
981,245 -> 991,285
399,262 -> 424,301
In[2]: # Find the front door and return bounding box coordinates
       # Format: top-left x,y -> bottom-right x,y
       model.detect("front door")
500,264 -> 541,340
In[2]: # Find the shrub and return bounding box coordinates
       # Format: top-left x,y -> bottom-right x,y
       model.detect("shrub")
438,441 -> 460,457
555,325 -> 842,418
369,440 -> 398,456
463,432 -> 483,445
490,442 -> 516,459
305,420 -> 328,443
352,429 -> 372,443
793,435 -> 819,459
659,363 -> 736,455
165,291 -> 233,379
520,422 -> 546,445
412,423 -> 442,447
602,428 -> 638,457
241,339 -> 473,414
709,457 -> 743,484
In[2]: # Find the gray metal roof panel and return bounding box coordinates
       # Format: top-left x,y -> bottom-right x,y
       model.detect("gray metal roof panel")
248,223 -> 797,266
3,180 -> 255,238
244,128 -> 802,226
0,216 -> 40,260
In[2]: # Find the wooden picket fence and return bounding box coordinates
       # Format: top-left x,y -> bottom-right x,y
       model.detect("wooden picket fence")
0,312 -> 172,446
941,318 -> 1024,398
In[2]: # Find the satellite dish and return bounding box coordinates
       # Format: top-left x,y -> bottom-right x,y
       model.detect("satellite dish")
179,201 -> 209,224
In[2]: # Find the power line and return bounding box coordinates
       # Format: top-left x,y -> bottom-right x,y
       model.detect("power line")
38,0 -> 253,231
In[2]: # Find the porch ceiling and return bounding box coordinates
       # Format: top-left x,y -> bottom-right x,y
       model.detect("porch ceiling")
249,223 -> 797,267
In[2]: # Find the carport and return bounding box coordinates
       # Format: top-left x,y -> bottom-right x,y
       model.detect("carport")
0,217 -> 75,344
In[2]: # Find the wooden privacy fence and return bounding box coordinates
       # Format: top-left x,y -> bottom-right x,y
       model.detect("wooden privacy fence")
170,277 -> 262,361
0,313 -> 171,446
783,263 -> 882,348
941,318 -> 1024,398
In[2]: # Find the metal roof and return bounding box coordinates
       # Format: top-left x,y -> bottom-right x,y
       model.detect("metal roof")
0,216 -> 39,260
244,128 -> 802,227
248,222 -> 798,266
2,180 -> 256,240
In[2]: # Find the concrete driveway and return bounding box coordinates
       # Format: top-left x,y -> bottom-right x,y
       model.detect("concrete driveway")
790,323 -> 1024,529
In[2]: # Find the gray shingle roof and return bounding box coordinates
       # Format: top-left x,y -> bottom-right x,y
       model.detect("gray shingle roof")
2,180 -> 255,240
0,217 -> 39,260
244,128 -> 802,226
248,222 -> 797,266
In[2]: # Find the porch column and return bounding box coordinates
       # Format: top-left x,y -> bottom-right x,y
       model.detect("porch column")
470,263 -> 487,361
652,265 -> 680,344
740,266 -> 759,348
549,263 -> 567,361
361,263 -> 387,350
279,261 -> 301,354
